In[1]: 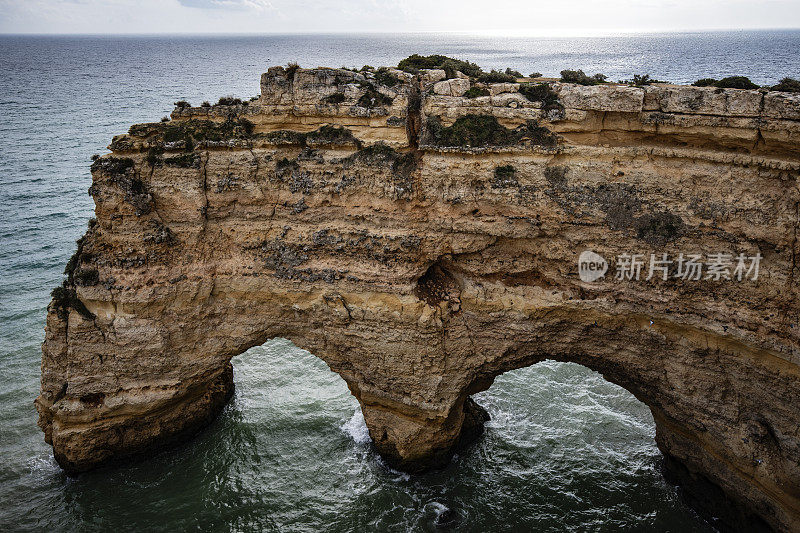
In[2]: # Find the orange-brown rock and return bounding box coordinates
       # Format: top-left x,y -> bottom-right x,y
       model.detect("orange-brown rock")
38,66 -> 800,532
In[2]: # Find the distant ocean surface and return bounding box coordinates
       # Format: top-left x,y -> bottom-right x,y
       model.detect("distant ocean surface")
1,31 -> 798,532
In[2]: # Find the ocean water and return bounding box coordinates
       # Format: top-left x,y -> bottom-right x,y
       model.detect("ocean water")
1,31 -> 798,532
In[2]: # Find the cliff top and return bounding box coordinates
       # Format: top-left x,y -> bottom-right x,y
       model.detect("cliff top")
99,57 -> 800,162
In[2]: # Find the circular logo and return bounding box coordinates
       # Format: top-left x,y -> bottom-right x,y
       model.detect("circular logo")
578,250 -> 608,282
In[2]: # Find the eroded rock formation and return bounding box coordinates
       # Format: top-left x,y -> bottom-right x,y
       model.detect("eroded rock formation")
38,65 -> 800,531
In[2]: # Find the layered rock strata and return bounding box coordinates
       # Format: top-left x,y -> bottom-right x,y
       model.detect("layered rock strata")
38,65 -> 800,531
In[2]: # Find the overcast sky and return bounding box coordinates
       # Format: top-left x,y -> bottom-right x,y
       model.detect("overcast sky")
0,0 -> 798,34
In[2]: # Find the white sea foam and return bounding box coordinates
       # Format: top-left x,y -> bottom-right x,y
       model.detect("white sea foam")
341,408 -> 371,444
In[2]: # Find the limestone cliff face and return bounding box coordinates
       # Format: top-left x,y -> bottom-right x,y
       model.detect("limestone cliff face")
38,65 -> 800,531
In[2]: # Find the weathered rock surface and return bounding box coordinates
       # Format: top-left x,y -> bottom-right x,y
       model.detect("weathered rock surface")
38,66 -> 800,531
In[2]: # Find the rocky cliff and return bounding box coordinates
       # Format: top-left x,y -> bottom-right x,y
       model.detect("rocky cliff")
38,65 -> 800,531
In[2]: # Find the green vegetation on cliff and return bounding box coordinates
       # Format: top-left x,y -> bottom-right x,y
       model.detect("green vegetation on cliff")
374,67 -> 401,87
622,74 -> 669,86
772,77 -> 800,93
425,114 -> 558,148
560,69 -> 608,85
492,165 -> 518,188
266,124 -> 362,148
463,86 -> 490,98
518,83 -> 564,113
397,54 -> 522,82
357,84 -> 393,108
475,70 -> 516,83
125,117 -> 256,150
692,76 -> 759,89
398,54 -> 483,78
324,92 -> 346,104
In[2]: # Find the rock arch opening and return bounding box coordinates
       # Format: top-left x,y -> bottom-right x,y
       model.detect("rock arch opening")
466,360 -> 710,531
432,316 -> 791,533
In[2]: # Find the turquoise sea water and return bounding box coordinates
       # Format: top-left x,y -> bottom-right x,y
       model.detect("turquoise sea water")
1,31 -> 799,531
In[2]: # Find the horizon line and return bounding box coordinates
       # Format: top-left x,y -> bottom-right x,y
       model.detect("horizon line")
2,27 -> 800,38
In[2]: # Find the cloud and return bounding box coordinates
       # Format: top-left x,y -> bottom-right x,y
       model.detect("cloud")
178,0 -> 273,9
0,0 -> 798,33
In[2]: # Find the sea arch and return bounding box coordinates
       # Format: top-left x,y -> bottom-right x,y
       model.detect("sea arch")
46,263 -> 798,530
37,67 -> 800,532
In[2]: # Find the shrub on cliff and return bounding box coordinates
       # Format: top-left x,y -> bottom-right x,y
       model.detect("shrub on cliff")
99,173 -> 152,216
345,142 -> 397,163
324,92 -> 346,104
276,157 -> 297,170
145,146 -> 164,167
53,231 -> 97,320
425,114 -> 558,148
374,67 -> 401,87
91,156 -> 135,176
240,118 -> 255,136
285,62 -> 300,78
560,70 -> 608,86
518,83 -> 563,113
217,96 -> 243,106
544,166 -> 568,188
492,165 -> 518,188
623,74 -> 668,86
160,118 -> 254,145
426,115 -> 505,147
306,124 -> 362,147
163,153 -> 200,168
392,152 -> 418,180
201,101 -> 211,107
634,211 -> 685,243
397,54 -> 531,83
357,84 -> 393,108
74,267 -> 99,287
529,72 -> 543,78
522,122 -> 560,147
344,143 -> 418,184
476,70 -> 516,83
124,117 -> 256,152
265,130 -> 308,145
174,100 -> 190,109
716,76 -> 759,89
147,146 -> 198,168
50,285 -> 94,320
771,77 -> 800,93
63,235 -> 86,284
464,86 -> 490,98
397,54 -> 482,78
692,76 -> 759,89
